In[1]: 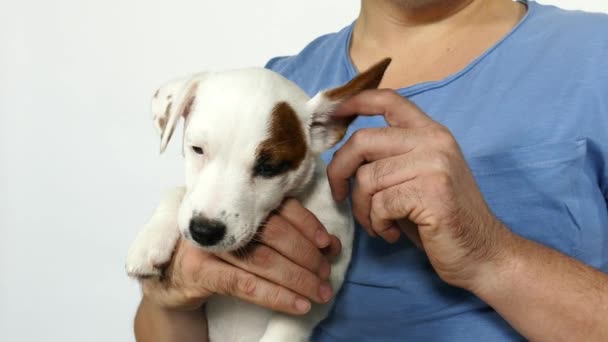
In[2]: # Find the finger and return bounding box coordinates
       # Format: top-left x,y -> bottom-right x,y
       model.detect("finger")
370,182 -> 420,243
259,213 -> 330,279
350,154 -> 420,230
351,151 -> 443,230
321,234 -> 342,258
280,198 -> 331,249
143,249 -> 314,315
327,127 -> 422,201
139,251 -> 219,310
333,89 -> 434,129
218,245 -> 333,304
396,219 -> 424,250
383,225 -> 402,244
204,260 -> 314,315
279,199 -> 341,258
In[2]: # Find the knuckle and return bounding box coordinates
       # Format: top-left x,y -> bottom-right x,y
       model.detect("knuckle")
217,269 -> 240,295
350,129 -> 368,148
377,88 -> 397,101
431,126 -> 457,150
182,287 -> 202,302
354,164 -> 371,190
236,273 -> 258,296
432,172 -> 452,189
266,287 -> 286,311
431,152 -> 451,172
428,172 -> 452,195
371,192 -> 389,219
291,271 -> 310,289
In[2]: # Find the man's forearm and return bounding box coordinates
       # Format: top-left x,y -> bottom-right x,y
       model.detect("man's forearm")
134,297 -> 209,342
473,232 -> 608,342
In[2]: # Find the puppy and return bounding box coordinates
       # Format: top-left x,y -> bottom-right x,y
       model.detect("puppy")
126,58 -> 391,342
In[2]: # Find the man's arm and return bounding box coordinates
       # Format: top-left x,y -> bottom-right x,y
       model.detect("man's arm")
135,297 -> 208,342
132,199 -> 341,342
473,233 -> 608,342
327,89 -> 608,341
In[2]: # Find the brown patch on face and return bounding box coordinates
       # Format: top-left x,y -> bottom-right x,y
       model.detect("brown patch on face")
254,102 -> 307,178
325,57 -> 391,101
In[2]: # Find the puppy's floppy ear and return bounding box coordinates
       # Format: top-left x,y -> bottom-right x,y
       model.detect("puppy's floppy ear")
306,58 -> 391,154
152,73 -> 205,153
151,78 -> 188,136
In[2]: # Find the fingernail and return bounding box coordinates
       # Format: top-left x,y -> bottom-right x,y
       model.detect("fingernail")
315,229 -> 329,247
295,298 -> 311,313
319,282 -> 333,302
319,259 -> 331,279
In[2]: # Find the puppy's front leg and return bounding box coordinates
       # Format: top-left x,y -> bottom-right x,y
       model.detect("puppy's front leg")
126,187 -> 185,278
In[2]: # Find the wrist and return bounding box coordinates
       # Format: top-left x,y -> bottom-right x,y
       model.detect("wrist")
135,296 -> 208,342
467,225 -> 523,301
141,294 -> 206,317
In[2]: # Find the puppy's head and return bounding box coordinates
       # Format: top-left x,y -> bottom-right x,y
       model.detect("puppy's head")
153,58 -> 390,252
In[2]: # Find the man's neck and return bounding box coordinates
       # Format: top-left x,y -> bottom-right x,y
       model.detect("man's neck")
357,0 -> 478,36
351,0 -> 527,88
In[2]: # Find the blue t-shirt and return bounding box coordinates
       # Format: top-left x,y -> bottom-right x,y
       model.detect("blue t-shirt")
266,1 -> 608,340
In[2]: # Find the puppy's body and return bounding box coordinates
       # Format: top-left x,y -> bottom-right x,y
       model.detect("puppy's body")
126,59 -> 390,341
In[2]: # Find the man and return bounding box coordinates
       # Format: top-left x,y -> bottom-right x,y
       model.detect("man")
134,0 -> 608,340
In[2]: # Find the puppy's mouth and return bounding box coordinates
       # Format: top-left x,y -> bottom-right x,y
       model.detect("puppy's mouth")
229,210 -> 278,259
229,224 -> 266,260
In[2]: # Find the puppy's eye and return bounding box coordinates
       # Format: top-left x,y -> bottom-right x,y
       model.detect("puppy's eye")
253,155 -> 291,178
191,146 -> 204,155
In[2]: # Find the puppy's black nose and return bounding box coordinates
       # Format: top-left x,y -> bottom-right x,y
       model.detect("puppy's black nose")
189,217 -> 226,246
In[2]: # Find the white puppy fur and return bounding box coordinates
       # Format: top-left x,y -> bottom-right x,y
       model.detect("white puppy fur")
126,58 -> 391,341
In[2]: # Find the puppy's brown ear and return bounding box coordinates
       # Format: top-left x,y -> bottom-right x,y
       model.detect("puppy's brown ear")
306,58 -> 391,154
155,73 -> 206,153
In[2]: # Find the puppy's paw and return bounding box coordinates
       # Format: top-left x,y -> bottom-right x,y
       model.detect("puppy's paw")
125,225 -> 179,279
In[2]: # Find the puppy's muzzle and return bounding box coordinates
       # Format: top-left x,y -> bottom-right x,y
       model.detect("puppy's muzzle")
189,217 -> 226,246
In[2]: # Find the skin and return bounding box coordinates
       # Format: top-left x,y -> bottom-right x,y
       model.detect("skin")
135,0 -> 608,341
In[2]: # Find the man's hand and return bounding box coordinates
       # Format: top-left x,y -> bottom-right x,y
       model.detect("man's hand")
327,89 -> 513,291
141,198 -> 341,314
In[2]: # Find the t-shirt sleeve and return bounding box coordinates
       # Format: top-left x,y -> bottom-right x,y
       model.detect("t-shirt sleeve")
264,56 -> 291,73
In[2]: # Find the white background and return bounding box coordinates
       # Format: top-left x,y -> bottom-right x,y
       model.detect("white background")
1,1 -> 606,341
